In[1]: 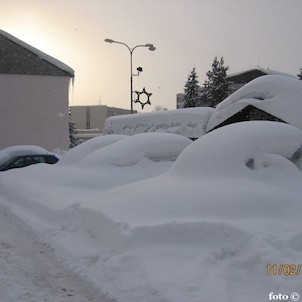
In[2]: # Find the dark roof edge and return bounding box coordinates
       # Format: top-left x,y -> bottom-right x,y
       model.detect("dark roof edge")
0,29 -> 74,77
227,68 -> 295,79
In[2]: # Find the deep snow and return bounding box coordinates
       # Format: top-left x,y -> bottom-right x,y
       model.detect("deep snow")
207,75 -> 302,131
0,204 -> 113,302
1,123 -> 302,302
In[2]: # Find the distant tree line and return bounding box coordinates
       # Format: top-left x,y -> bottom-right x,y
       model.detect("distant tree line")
184,56 -> 302,108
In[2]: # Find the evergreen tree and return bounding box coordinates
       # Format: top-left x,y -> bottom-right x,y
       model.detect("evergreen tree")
202,56 -> 231,107
69,107 -> 78,148
297,68 -> 302,80
183,67 -> 200,108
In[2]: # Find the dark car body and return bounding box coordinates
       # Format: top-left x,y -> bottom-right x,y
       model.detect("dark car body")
0,154 -> 59,171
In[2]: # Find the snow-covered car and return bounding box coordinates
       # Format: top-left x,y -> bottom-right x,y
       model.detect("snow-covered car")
0,145 -> 59,171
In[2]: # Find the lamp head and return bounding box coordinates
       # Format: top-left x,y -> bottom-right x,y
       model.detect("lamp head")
105,38 -> 114,43
137,67 -> 143,72
145,43 -> 156,51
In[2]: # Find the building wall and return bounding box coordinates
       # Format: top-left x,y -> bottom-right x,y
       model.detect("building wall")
90,106 -> 108,130
70,106 -> 108,131
70,106 -> 87,129
70,105 -> 133,132
176,93 -> 185,109
0,74 -> 70,150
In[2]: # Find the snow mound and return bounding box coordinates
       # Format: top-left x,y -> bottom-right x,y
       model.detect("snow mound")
207,75 -> 302,131
59,134 -> 127,165
80,132 -> 192,167
172,121 -> 302,179
86,121 -> 302,228
0,133 -> 191,211
0,145 -> 49,163
70,121 -> 302,301
104,107 -> 214,139
2,122 -> 302,302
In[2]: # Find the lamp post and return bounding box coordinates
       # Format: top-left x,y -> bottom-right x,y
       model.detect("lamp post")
105,38 -> 156,114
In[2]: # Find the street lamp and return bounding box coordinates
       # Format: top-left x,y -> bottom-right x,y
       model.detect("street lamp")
105,38 -> 156,113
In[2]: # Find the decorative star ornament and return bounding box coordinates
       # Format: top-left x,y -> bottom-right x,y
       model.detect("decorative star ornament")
134,87 -> 152,109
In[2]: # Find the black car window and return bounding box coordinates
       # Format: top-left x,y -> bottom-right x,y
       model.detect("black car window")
0,157 -> 16,169
11,157 -> 28,168
44,155 -> 59,164
0,154 -> 58,171
32,156 -> 46,164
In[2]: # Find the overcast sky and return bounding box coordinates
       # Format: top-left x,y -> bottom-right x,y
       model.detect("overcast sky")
1,0 -> 302,111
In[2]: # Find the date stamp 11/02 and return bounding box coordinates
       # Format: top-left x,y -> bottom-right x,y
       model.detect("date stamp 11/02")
266,264 -> 301,276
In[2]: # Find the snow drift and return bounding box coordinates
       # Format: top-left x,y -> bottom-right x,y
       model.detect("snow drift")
1,122 -> 302,302
207,75 -> 302,131
0,133 -> 192,209
59,134 -> 128,165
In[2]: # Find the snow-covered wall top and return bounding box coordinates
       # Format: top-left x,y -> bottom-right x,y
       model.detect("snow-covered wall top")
207,75 -> 302,131
103,107 -> 214,138
0,30 -> 74,77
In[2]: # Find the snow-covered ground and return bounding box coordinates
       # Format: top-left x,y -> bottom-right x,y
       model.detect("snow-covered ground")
0,204 -> 113,302
1,121 -> 302,302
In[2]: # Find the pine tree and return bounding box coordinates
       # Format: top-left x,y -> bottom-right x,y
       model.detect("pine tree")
297,68 -> 302,80
183,67 -> 200,108
202,56 -> 231,107
69,107 -> 78,148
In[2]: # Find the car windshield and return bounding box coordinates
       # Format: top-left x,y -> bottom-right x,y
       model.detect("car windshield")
0,157 -> 18,169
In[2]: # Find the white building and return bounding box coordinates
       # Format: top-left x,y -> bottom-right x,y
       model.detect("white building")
0,30 -> 74,151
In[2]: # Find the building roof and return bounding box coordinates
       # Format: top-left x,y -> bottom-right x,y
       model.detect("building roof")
207,75 -> 302,132
0,30 -> 74,77
227,68 -> 295,84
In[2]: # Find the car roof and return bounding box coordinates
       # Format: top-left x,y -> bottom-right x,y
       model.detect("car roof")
0,145 -> 49,163
12,154 -> 56,158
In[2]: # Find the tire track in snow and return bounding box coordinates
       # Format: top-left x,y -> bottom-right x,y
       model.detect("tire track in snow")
0,204 -> 116,302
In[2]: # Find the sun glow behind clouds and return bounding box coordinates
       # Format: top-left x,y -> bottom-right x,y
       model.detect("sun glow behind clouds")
8,28 -> 53,54
1,0 -> 302,110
